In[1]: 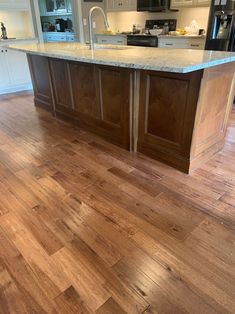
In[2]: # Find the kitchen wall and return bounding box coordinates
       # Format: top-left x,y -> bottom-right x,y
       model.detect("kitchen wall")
0,11 -> 34,38
107,7 -> 210,33
80,0 -> 106,43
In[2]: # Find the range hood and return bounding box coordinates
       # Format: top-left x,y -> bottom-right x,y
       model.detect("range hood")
137,0 -> 178,12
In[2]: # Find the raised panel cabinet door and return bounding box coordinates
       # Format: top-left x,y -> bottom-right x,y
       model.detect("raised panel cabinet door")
49,58 -> 73,115
138,70 -> 202,172
106,0 -> 115,10
191,63 -> 235,158
195,0 -> 211,6
97,65 -> 131,149
69,62 -> 100,119
27,54 -> 52,111
170,0 -> 193,8
122,0 -> 137,10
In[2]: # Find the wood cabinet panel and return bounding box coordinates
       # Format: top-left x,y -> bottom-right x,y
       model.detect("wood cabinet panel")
69,62 -> 100,119
138,70 -> 202,172
27,54 -> 52,112
69,64 -> 131,149
190,63 -> 235,169
99,67 -> 124,125
50,58 -> 73,114
97,66 -> 131,148
146,75 -> 189,144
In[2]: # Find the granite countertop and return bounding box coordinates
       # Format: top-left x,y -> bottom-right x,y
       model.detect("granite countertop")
0,37 -> 38,46
8,42 -> 235,73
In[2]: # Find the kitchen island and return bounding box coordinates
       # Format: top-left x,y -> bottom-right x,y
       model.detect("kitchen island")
8,42 -> 235,173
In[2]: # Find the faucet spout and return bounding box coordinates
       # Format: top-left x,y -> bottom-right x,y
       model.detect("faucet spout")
88,6 -> 109,50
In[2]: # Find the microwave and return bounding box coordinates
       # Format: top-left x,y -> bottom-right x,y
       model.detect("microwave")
137,0 -> 173,12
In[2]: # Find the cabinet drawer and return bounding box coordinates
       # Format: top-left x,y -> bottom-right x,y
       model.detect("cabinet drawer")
96,35 -> 127,45
47,35 -> 67,42
66,35 -> 75,41
188,39 -> 205,49
158,38 -> 205,49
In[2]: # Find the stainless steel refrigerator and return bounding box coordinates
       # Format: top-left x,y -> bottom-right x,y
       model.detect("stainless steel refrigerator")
205,0 -> 235,51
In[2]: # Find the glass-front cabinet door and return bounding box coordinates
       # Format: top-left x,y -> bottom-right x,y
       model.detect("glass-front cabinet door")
45,0 -> 55,13
55,0 -> 66,11
44,0 -> 67,14
66,0 -> 72,13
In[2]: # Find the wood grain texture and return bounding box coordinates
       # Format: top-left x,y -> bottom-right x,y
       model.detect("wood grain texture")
138,70 -> 202,172
190,63 -> 235,171
50,58 -> 73,115
27,54 -> 53,112
0,92 -> 235,313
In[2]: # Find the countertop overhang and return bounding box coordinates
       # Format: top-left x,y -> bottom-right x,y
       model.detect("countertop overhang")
8,42 -> 235,73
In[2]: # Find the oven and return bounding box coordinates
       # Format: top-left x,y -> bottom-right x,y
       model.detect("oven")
127,35 -> 158,47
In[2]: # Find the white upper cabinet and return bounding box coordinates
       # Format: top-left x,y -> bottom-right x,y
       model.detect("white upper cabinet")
194,0 -> 211,6
0,0 -> 30,10
171,0 -> 210,8
106,0 -> 137,12
171,0 -> 193,8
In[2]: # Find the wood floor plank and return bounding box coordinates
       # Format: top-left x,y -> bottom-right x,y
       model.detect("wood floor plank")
54,286 -> 91,314
95,297 -> 127,314
0,93 -> 234,313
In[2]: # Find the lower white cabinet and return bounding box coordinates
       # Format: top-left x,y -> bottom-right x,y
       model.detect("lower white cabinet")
95,34 -> 127,45
43,32 -> 76,42
0,49 -> 32,95
158,37 -> 206,49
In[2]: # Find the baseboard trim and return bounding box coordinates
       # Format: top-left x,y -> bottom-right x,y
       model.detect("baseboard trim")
0,84 -> 33,95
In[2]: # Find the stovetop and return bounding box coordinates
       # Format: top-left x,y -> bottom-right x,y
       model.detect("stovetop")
127,33 -> 157,37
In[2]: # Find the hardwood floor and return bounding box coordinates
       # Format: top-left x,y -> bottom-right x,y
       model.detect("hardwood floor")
0,92 -> 234,314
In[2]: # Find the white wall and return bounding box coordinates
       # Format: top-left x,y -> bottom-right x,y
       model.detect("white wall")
107,7 -> 210,33
0,10 -> 34,38
80,0 -> 106,43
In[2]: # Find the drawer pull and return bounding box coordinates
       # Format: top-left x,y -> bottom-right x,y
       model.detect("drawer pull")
190,44 -> 199,47
165,43 -> 173,46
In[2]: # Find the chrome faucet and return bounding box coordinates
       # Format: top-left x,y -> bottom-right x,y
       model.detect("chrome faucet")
88,6 -> 109,50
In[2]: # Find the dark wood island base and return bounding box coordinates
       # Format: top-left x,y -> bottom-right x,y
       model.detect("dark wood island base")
27,54 -> 235,173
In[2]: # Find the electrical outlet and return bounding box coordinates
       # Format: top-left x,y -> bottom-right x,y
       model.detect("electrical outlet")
83,18 -> 87,26
92,21 -> 96,29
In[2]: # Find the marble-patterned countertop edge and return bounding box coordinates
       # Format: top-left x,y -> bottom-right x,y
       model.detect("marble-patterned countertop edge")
0,37 -> 38,47
8,43 -> 235,74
